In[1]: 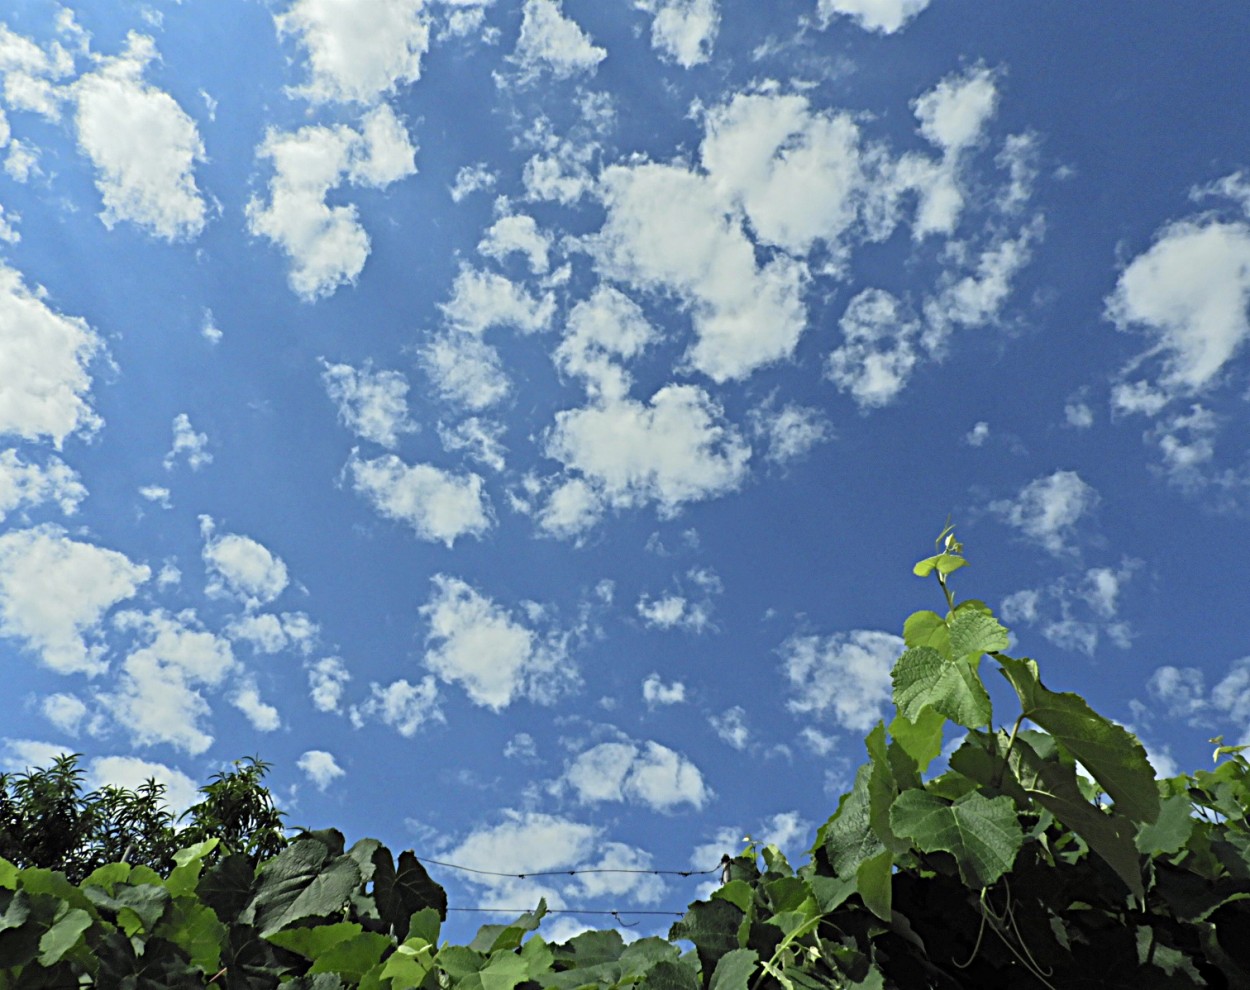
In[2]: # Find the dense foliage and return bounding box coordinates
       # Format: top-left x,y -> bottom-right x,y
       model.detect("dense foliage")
3,530 -> 1249,987
0,755 -> 286,883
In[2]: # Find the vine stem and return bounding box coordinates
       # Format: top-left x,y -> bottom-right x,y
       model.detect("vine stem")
936,572 -> 956,613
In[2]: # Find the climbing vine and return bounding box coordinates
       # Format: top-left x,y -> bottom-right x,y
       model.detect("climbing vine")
1,528 -> 1247,987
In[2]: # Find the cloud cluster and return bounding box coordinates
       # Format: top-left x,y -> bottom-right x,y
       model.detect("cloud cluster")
781,629 -> 903,734
558,736 -> 711,812
348,452 -> 493,546
321,360 -> 416,448
989,470 -> 1099,556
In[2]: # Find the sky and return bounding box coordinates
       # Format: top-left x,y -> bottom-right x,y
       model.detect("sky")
1,0 -> 1249,943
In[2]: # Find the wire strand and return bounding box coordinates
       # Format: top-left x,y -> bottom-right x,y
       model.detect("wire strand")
420,856 -> 721,881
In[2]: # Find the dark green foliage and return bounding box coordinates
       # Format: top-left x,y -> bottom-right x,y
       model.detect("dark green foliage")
0,755 -> 285,883
3,529 -> 1250,987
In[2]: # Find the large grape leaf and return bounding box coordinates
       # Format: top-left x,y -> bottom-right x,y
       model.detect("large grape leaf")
856,850 -> 893,922
902,611 -> 949,653
997,655 -> 1159,824
888,709 -> 946,774
893,647 -> 992,728
669,899 -> 743,983
709,948 -> 758,990
247,838 -> 362,936
823,765 -> 885,878
1007,736 -> 1144,898
889,790 -> 1022,889
865,724 -> 908,855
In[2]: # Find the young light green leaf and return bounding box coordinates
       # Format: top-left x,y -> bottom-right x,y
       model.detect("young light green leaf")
712,879 -> 753,913
888,708 -> 946,774
308,932 -> 393,981
913,554 -> 967,578
889,790 -> 1023,889
902,611 -> 949,654
266,921 -> 362,960
947,608 -> 1009,660
997,655 -> 1159,824
37,907 -> 91,966
866,724 -> 909,854
893,647 -> 992,728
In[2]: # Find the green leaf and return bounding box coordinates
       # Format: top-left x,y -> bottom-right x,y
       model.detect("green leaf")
709,947 -> 757,990
1008,736 -> 1145,898
669,899 -> 743,983
1136,792 -> 1196,855
947,608 -> 1009,659
997,655 -> 1159,824
82,862 -> 131,893
888,709 -> 946,774
807,875 -> 856,914
639,959 -> 699,990
479,951 -> 530,990
902,611 -> 949,654
308,932 -> 394,981
822,765 -> 886,878
436,944 -> 487,979
619,937 -> 680,976
380,938 -> 437,990
890,790 -> 1023,888
893,647 -> 992,729
913,554 -> 967,578
408,906 -> 441,946
267,921 -> 363,959
712,879 -> 753,913
37,907 -> 91,966
162,897 -> 226,973
165,839 -> 220,898
468,901 -> 546,954
866,723 -> 908,854
248,837 -> 362,936
0,859 -> 16,890
856,850 -> 893,922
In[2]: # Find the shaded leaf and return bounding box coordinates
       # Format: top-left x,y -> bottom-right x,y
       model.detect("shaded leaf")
37,906 -> 91,966
640,959 -> 700,990
669,899 -> 743,983
856,850 -> 893,922
822,765 -> 885,878
1136,792 -> 1196,855
998,655 -> 1159,824
709,947 -> 757,990
249,837 -> 362,936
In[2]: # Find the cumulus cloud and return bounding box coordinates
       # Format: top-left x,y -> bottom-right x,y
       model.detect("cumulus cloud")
307,656 -> 351,712
555,284 -> 657,402
989,470 -> 1099,556
816,0 -> 931,34
164,413 -> 212,471
247,105 -> 417,300
41,692 -> 89,735
104,609 -> 237,754
642,673 -> 686,707
231,677 -> 281,731
923,220 -> 1042,341
636,566 -> 720,633
321,360 -> 416,448
298,749 -> 346,791
87,756 -> 199,814
560,737 -> 711,811
228,611 -> 318,656
0,23 -> 75,119
0,263 -> 103,447
275,0 -> 430,105
420,575 -> 578,709
1147,657 -> 1250,738
450,162 -> 497,202
351,677 -> 444,736
1107,215 -> 1250,403
438,418 -> 507,473
826,288 -> 922,407
348,452 -> 493,546
509,0 -> 606,82
543,384 -> 750,531
201,517 -> 289,607
912,65 -> 998,156
0,526 -> 149,675
1001,560 -> 1138,656
591,160 -> 809,382
710,706 -> 749,749
0,449 -> 85,520
635,0 -> 719,67
72,32 -> 207,240
781,629 -> 903,733
749,403 -> 831,464
478,213 -> 551,274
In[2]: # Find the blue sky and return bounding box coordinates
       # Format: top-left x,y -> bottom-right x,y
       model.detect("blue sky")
2,0 -> 1249,942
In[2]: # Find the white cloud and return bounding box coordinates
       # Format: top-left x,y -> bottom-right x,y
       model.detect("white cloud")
826,288 -> 921,408
201,517 -> 289,607
247,105 -> 417,300
0,739 -> 75,771
450,162 -> 497,201
710,706 -> 749,749
642,673 -> 686,707
0,23 -> 75,119
1107,218 -> 1250,401
438,418 -> 507,472
231,677 -> 281,731
72,32 -> 206,240
637,593 -> 711,632
139,485 -> 173,507
1150,404 -> 1224,491
201,309 -> 223,343
504,732 -> 538,761
41,693 -> 88,735
912,66 -> 998,155
964,421 -> 990,447
298,750 -> 346,791
510,0 -> 606,81
1147,658 -> 1250,736
164,413 -> 212,471
321,360 -> 416,448
635,0 -> 719,67
440,266 -> 556,335
0,526 -> 149,675
87,756 -> 199,814
1002,560 -> 1138,657
349,452 -> 493,546
544,384 -> 750,528
1065,401 -> 1094,429
534,477 -> 603,540
923,220 -> 1041,341
592,161 -> 808,382
421,574 -> 578,709
989,470 -> 1099,556
478,213 -> 551,274
555,284 -> 657,402
104,609 -> 237,754
275,0 -> 430,105
351,677 -> 444,736
0,263 -> 103,447
228,611 -> 317,656
0,449 -> 85,519
816,0 -> 930,34
308,656 -> 351,712
781,629 -> 903,733
420,331 -> 511,410
561,737 -> 711,811
749,403 -> 831,464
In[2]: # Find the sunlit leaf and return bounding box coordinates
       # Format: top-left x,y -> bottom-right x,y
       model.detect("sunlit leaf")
890,790 -> 1022,888
893,647 -> 992,728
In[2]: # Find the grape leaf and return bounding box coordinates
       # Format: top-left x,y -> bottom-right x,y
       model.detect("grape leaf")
947,608 -> 1008,659
893,647 -> 992,728
890,790 -> 1022,889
